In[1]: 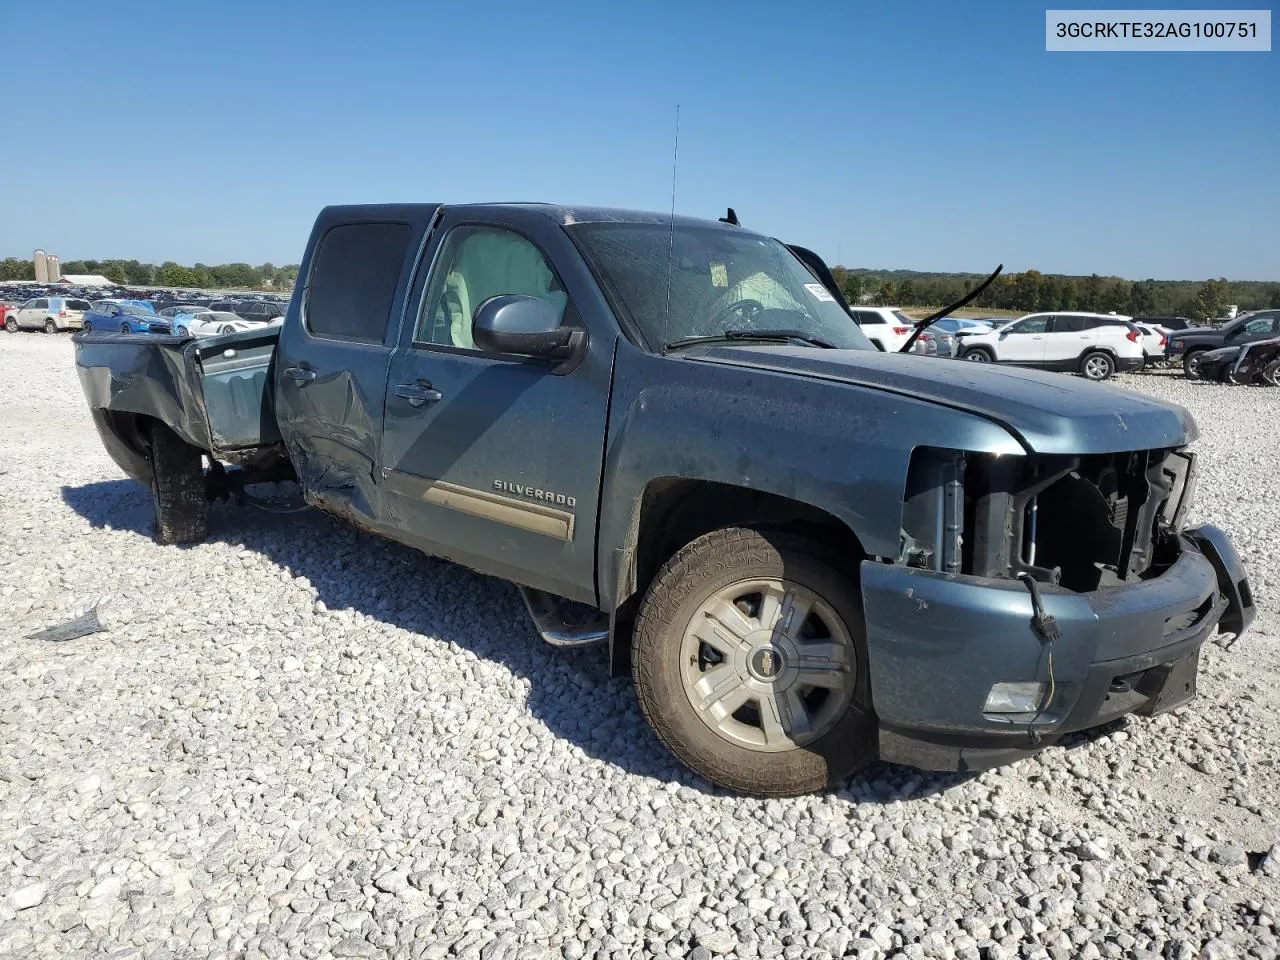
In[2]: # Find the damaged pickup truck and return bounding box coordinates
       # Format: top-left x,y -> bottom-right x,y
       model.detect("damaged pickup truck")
73,203 -> 1256,796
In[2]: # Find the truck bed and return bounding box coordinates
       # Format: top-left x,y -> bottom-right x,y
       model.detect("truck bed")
74,329 -> 284,475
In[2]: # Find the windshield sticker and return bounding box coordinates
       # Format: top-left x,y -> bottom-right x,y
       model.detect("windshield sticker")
804,283 -> 835,302
710,263 -> 728,287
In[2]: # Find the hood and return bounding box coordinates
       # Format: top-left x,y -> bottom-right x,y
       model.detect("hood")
682,345 -> 1196,455
1169,325 -> 1216,338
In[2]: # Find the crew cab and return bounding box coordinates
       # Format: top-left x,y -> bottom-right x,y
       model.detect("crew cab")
72,203 -> 1254,796
1169,310 -> 1280,379
957,311 -> 1145,380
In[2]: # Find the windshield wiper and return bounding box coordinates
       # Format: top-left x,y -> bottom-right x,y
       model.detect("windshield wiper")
665,329 -> 835,351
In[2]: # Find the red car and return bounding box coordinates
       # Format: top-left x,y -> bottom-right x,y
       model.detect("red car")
0,301 -> 19,331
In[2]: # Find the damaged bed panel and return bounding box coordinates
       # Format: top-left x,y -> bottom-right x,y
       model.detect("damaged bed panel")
74,328 -> 284,468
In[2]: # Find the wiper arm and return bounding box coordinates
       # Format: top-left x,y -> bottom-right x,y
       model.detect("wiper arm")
898,263 -> 1004,353
665,329 -> 835,351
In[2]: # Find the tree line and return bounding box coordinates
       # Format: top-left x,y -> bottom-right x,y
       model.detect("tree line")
0,257 -> 299,291
829,267 -> 1280,322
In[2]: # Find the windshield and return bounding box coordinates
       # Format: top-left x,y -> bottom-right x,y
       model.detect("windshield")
568,223 -> 873,351
120,304 -> 153,317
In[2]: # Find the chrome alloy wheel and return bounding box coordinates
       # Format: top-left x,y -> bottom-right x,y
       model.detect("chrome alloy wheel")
679,578 -> 855,752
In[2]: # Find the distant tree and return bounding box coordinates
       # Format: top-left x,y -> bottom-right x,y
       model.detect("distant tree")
159,261 -> 195,287
59,260 -> 88,276
103,262 -> 127,284
1192,278 -> 1230,321
874,281 -> 896,305
896,279 -> 916,305
1010,270 -> 1043,311
1080,273 -> 1103,312
0,257 -> 35,281
841,273 -> 863,304
1128,279 -> 1157,316
124,261 -> 155,285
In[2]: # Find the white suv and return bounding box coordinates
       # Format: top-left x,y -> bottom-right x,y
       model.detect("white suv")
955,311 -> 1145,380
850,306 -> 917,352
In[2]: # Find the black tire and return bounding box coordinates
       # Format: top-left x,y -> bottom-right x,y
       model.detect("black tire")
176,326 -> 188,337
120,322 -> 131,333
149,423 -> 208,545
83,321 -> 93,332
1183,349 -> 1207,380
44,319 -> 56,334
1079,350 -> 1115,381
632,526 -> 875,796
1263,360 -> 1280,387
3,317 -> 16,333
963,347 -> 994,362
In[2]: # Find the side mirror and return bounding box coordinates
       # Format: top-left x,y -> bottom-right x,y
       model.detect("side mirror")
472,295 -> 579,361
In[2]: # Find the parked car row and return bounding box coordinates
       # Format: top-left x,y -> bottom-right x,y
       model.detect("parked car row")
2,287 -> 291,340
894,307 -> 1279,385
1165,310 -> 1280,379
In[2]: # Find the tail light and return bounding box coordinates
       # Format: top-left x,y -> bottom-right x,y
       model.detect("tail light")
1126,329 -> 1140,343
893,326 -> 912,335
59,309 -> 67,317
1159,334 -> 1167,347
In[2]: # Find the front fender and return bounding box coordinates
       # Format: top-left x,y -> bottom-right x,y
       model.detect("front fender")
596,345 -> 1023,609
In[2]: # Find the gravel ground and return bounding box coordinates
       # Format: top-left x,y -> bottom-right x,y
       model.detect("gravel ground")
1,334 -> 1277,960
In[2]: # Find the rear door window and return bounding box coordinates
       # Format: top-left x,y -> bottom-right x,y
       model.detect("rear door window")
855,310 -> 885,324
305,221 -> 411,342
68,299 -> 91,310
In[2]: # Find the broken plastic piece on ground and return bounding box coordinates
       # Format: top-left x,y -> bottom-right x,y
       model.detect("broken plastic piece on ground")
26,604 -> 108,642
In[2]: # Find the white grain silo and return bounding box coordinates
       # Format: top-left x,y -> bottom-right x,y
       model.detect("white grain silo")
33,250 -> 49,283
46,254 -> 61,281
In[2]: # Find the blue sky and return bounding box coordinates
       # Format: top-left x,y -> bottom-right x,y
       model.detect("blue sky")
1,0 -> 1275,279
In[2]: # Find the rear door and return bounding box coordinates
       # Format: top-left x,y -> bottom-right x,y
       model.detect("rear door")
377,209 -> 615,604
1046,315 -> 1090,361
19,299 -> 45,328
274,211 -> 429,527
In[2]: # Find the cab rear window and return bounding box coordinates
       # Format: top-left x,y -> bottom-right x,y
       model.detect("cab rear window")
305,221 -> 411,342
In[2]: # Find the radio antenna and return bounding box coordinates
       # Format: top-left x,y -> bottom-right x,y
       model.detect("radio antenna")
662,104 -> 680,346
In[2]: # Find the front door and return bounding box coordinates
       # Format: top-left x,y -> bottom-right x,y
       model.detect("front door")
1233,313 -> 1280,345
378,216 -> 614,604
997,316 -> 1049,363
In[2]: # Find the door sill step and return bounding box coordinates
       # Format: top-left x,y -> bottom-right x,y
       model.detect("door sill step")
519,587 -> 609,648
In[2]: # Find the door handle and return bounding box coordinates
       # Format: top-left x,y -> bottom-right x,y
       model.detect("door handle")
283,366 -> 317,383
395,381 -> 443,407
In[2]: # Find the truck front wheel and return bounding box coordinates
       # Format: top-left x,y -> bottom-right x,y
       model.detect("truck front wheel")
632,527 -> 874,796
148,423 -> 208,545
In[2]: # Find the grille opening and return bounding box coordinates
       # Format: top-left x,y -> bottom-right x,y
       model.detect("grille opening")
963,449 -> 1185,591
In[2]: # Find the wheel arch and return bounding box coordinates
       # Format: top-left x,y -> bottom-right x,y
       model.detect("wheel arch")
606,477 -> 867,677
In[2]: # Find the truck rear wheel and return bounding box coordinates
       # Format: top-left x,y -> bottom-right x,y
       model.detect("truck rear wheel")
632,527 -> 874,796
149,423 -> 208,545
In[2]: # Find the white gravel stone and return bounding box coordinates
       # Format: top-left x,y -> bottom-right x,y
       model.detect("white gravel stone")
1,340 -> 1278,960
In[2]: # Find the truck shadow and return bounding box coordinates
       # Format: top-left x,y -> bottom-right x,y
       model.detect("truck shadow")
62,478 -> 1020,803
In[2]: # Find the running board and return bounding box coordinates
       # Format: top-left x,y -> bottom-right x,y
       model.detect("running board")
519,587 -> 609,648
